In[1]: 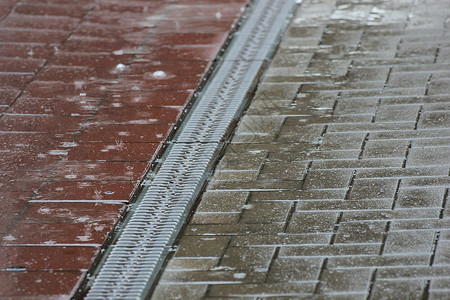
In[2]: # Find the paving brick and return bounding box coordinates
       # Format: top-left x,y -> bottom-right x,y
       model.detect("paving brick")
303,169 -> 353,190
311,158 -> 404,170
341,209 -> 440,222
2,222 -> 115,245
13,3 -> 94,18
348,178 -> 398,200
216,152 -> 266,171
196,191 -> 249,213
152,285 -> 207,300
35,180 -> 137,201
251,190 -> 347,201
286,211 -> 337,234
406,146 -> 450,167
434,240 -> 450,265
0,246 -> 98,270
208,179 -> 300,191
174,236 -> 230,258
0,28 -> 69,44
279,244 -> 380,258
319,132 -> 366,151
21,202 -> 124,224
51,161 -> 149,181
0,271 -> 84,297
66,142 -> 160,162
220,246 -> 275,271
335,221 -> 386,244
377,266 -> 450,279
328,254 -> 430,269
185,223 -> 285,237
383,230 -> 435,254
240,201 -> 292,224
267,257 -> 322,282
214,170 -> 259,181
137,46 -> 221,61
316,268 -> 372,293
258,161 -> 308,180
396,187 -> 445,208
375,105 -> 421,123
92,107 -> 183,125
165,258 -> 219,272
297,199 -> 393,212
230,234 -> 330,247
207,282 -> 315,298
191,213 -> 240,225
159,269 -> 265,285
363,139 -> 409,158
371,279 -> 425,300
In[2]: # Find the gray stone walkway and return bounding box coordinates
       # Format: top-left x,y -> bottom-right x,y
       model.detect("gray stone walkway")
151,0 -> 450,298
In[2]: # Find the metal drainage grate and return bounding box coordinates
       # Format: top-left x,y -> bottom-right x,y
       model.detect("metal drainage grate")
85,0 -> 298,298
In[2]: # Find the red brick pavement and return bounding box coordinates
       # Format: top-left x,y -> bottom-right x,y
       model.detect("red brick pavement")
0,0 -> 248,297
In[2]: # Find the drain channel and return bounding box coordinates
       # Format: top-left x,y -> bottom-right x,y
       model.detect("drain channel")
85,0 -> 297,298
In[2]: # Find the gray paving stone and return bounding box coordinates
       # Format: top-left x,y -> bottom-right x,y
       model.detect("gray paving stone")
303,169 -> 353,189
396,187 -> 445,208
341,209 -> 440,222
196,191 -> 249,213
286,211 -> 338,234
279,244 -> 380,258
174,236 -> 230,258
319,132 -> 366,151
375,105 -> 420,122
220,246 -> 275,271
348,178 -> 398,200
296,199 -> 393,212
152,284 -> 207,300
184,224 -> 284,236
363,140 -> 409,158
328,254 -> 430,269
406,146 -> 450,166
334,221 -> 385,244
316,268 -> 372,293
239,201 -> 292,224
207,282 -> 315,298
191,213 -> 240,225
371,279 -> 425,300
266,257 -> 322,282
152,0 -> 450,297
258,161 -> 308,180
383,230 -> 435,254
165,258 -> 219,271
230,234 -> 331,247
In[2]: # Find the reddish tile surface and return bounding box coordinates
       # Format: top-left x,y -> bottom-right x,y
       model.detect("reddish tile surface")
0,271 -> 83,297
92,107 -> 183,124
66,142 -> 161,162
0,0 -> 249,297
0,192 -> 33,212
2,222 -> 116,245
36,181 -> 138,201
21,202 -> 124,224
78,124 -> 172,143
0,246 -> 98,270
101,91 -> 193,107
51,161 -> 149,181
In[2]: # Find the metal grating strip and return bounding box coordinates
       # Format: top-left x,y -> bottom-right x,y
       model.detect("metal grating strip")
85,0 -> 297,298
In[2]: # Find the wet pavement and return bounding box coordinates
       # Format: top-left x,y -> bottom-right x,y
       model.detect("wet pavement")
152,0 -> 450,299
0,0 -> 248,298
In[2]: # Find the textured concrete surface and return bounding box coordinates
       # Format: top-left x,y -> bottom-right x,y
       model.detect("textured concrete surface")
0,0 -> 248,297
153,0 -> 450,298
